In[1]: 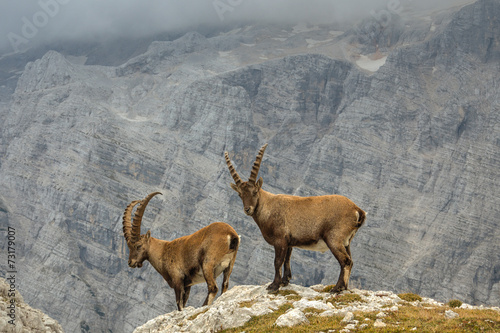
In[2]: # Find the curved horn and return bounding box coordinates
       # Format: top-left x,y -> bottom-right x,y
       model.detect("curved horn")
249,143 -> 268,183
131,192 -> 162,243
225,152 -> 243,187
123,200 -> 141,245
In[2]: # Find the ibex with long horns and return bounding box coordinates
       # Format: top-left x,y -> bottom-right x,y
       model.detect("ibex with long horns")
122,192 -> 240,310
225,144 -> 365,293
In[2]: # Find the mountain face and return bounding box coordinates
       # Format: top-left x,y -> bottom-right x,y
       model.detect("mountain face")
0,0 -> 499,332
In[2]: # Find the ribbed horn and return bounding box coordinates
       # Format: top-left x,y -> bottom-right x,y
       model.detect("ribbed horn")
249,144 -> 268,183
123,200 -> 141,245
225,152 -> 243,187
131,192 -> 162,243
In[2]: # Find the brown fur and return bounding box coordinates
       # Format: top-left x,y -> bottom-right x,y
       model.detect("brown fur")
123,192 -> 240,310
225,144 -> 365,293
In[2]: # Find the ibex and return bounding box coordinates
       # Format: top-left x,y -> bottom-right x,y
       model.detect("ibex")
225,144 -> 366,293
122,192 -> 240,310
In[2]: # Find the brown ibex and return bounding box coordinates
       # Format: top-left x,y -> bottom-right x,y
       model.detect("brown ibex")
122,192 -> 240,310
225,144 -> 366,293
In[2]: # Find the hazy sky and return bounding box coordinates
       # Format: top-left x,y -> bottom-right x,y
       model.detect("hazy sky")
0,0 -> 473,54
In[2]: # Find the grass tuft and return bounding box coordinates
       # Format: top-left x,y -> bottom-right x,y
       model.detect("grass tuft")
276,289 -> 299,297
448,299 -> 463,308
321,285 -> 336,293
303,307 -> 324,315
398,293 -> 423,302
187,308 -> 209,321
239,300 -> 257,308
276,289 -> 302,301
326,293 -> 364,305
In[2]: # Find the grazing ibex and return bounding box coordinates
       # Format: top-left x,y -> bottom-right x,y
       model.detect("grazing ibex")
122,192 -> 240,310
225,144 -> 366,293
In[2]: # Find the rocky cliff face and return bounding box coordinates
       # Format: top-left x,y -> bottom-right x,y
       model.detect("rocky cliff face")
0,278 -> 63,332
0,0 -> 499,332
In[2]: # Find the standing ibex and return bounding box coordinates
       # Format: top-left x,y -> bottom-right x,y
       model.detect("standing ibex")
225,144 -> 366,293
122,192 -> 240,310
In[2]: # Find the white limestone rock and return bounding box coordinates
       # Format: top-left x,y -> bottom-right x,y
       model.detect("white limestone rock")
445,310 -> 459,319
275,308 -> 309,327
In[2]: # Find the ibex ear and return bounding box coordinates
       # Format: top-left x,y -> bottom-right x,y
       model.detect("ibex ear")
145,230 -> 151,241
230,183 -> 239,192
256,177 -> 263,189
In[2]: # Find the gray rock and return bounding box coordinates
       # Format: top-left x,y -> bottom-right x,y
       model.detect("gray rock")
275,308 -> 309,327
341,311 -> 354,322
0,279 -> 63,333
445,310 -> 459,319
373,319 -> 387,328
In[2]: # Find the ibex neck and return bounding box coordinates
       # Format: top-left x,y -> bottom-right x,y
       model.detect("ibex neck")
147,237 -> 170,274
253,189 -> 275,224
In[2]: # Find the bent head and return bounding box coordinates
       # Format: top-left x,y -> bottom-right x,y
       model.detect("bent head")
225,144 -> 267,217
122,192 -> 162,268
127,231 -> 150,268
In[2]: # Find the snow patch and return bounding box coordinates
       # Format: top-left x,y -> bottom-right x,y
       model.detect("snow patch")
306,38 -> 333,48
356,55 -> 387,72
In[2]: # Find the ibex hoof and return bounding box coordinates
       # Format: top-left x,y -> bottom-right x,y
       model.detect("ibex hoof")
330,285 -> 347,294
267,283 -> 280,293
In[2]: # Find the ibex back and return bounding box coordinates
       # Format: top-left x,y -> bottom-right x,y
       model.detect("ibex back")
225,144 -> 365,293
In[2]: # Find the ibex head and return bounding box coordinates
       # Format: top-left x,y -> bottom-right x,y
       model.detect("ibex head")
122,192 -> 162,268
225,144 -> 267,216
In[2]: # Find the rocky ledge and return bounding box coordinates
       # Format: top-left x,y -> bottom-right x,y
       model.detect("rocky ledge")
133,284 -> 500,333
0,278 -> 63,333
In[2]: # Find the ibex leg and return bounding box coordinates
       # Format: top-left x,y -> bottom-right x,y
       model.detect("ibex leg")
325,238 -> 353,293
267,244 -> 287,292
281,247 -> 293,286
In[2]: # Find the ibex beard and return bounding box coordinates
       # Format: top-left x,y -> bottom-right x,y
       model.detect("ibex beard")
122,192 -> 240,310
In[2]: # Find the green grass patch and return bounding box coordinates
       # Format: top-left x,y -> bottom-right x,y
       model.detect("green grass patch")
276,289 -> 302,301
276,290 -> 299,297
398,292 -> 423,302
448,299 -> 463,308
303,307 -> 324,315
239,300 -> 257,308
219,303 -> 500,333
326,293 -> 364,305
320,284 -> 339,293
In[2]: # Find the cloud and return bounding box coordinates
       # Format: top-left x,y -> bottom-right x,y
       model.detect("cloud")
0,0 -> 473,54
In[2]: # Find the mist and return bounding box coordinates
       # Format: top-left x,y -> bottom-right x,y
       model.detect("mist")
1,0 -> 474,54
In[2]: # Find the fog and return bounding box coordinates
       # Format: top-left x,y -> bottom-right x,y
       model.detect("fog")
0,0 -> 474,54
